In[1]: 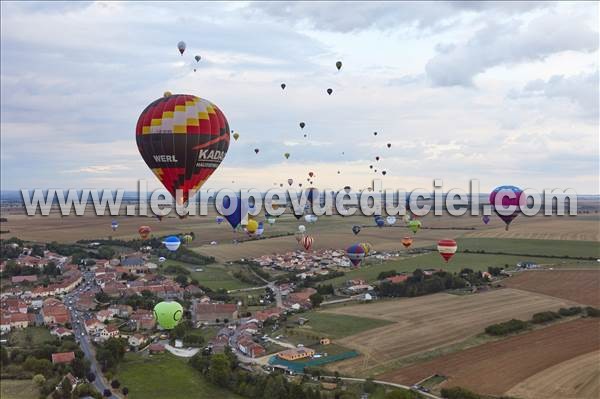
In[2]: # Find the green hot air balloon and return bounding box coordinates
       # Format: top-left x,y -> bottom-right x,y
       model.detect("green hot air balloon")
153,301 -> 183,330
408,220 -> 422,234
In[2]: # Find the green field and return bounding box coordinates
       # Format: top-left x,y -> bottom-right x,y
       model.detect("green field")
0,379 -> 39,399
457,238 -> 600,258
117,352 -> 240,399
7,327 -> 55,347
327,252 -> 568,287
288,311 -> 393,339
158,259 -> 253,291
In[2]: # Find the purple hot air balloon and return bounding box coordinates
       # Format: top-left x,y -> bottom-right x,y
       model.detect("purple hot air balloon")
346,243 -> 366,267
482,215 -> 490,225
489,185 -> 522,230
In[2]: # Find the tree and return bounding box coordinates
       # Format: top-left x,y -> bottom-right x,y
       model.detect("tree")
0,345 -> 8,365
309,292 -> 323,308
71,356 -> 90,378
208,354 -> 231,387
103,389 -> 112,397
174,274 -> 188,286
60,378 -> 72,398
122,387 -> 129,397
364,377 -> 376,393
32,374 -> 46,386
263,374 -> 288,399
87,372 -> 96,383
111,379 -> 121,389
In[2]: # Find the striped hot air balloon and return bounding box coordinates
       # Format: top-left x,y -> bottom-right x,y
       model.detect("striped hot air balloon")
138,226 -> 151,239
490,185 -> 522,230
301,235 -> 314,251
437,239 -> 458,262
346,243 -> 366,267
401,236 -> 413,249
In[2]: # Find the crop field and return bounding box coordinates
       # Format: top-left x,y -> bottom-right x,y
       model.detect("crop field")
505,350 -> 600,399
380,318 -> 600,397
320,288 -> 577,375
0,379 -> 39,399
287,311 -> 394,339
503,270 -> 600,307
457,237 -> 600,258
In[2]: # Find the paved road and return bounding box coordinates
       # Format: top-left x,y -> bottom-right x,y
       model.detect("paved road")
65,271 -> 118,399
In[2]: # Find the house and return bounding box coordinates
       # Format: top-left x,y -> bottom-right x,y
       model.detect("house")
108,304 -> 133,318
192,303 -> 238,326
51,327 -> 73,339
481,271 -> 492,280
319,338 -> 331,345
57,373 -> 78,392
51,351 -> 75,364
128,334 -> 147,349
0,312 -> 31,331
84,318 -> 104,334
99,325 -> 119,340
42,298 -> 70,325
11,275 -> 38,284
237,336 -> 266,358
277,347 -> 315,361
286,288 -> 317,309
254,307 -> 283,323
148,343 -> 165,354
96,309 -> 115,323
130,309 -> 156,330
385,275 -> 408,284
1,298 -> 28,314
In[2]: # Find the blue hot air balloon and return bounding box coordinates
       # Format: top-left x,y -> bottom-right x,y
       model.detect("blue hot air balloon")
163,236 -> 181,252
111,220 -> 119,231
375,216 -> 385,228
216,216 -> 224,224
346,243 -> 366,267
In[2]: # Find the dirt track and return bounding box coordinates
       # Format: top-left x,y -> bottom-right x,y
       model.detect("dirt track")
506,350 -> 600,399
322,288 -> 577,374
379,318 -> 600,397
503,270 -> 600,307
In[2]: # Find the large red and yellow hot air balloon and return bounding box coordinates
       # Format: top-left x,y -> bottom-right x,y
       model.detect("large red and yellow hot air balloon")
136,93 -> 230,205
138,226 -> 151,240
437,239 -> 457,262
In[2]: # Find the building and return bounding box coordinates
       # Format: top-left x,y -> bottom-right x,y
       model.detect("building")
237,335 -> 266,358
192,303 -> 238,326
148,343 -> 165,354
254,307 -> 283,323
128,334 -> 147,349
11,275 -> 38,284
51,351 -> 75,364
99,325 -> 119,341
84,318 -> 104,334
319,338 -> 331,345
42,298 -> 70,325
130,309 -> 155,330
385,275 -> 409,284
277,347 -> 315,361
96,309 -> 115,323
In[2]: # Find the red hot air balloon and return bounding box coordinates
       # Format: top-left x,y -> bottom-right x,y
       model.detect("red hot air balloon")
346,243 -> 366,267
437,239 -> 457,262
401,236 -> 413,249
136,93 -> 230,205
308,172 -> 314,178
301,235 -> 314,251
138,226 -> 151,239
489,185 -> 523,230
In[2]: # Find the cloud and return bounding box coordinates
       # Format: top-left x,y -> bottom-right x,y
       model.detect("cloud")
425,12 -> 598,87
63,165 -> 131,174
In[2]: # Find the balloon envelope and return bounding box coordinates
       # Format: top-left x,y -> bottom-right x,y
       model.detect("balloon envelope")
111,220 -> 119,231
336,61 -> 342,70
482,215 -> 490,225
158,256 -> 166,263
163,236 -> 181,251
301,235 -> 314,251
153,301 -> 183,329
136,94 -> 229,205
352,225 -> 361,235
177,41 -> 186,55
246,219 -> 258,233
408,220 -> 422,234
401,236 -> 413,249
138,226 -> 151,239
375,216 -> 385,228
346,243 -> 366,266
386,216 -> 396,225
437,239 -> 457,262
490,185 -> 522,230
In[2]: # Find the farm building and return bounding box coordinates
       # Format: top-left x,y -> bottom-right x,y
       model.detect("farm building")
277,347 -> 315,361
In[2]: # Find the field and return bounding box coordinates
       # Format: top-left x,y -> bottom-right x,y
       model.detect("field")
503,270 -> 600,307
7,326 -> 55,347
506,350 -> 600,399
0,379 -> 39,399
457,237 -> 600,258
320,288 -> 577,375
380,318 -> 600,397
160,259 -> 254,291
116,352 -> 240,399
287,311 -> 394,339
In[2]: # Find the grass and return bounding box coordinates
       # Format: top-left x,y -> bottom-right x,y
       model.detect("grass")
457,238 -> 600,259
287,311 -> 393,339
117,352 -> 240,399
158,259 -> 254,291
0,379 -> 39,399
7,327 -> 55,347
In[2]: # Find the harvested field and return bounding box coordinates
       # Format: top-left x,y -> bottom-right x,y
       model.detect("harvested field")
322,288 -> 577,374
379,318 -> 600,397
506,350 -> 600,399
503,270 -> 600,307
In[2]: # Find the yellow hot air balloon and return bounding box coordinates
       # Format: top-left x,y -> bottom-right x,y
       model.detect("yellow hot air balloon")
233,132 -> 240,141
284,152 -> 290,159
246,219 -> 258,234
182,234 -> 193,244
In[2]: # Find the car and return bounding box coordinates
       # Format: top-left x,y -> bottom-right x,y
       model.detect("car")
81,332 -> 85,336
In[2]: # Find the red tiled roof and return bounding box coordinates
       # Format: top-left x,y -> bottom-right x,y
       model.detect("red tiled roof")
51,351 -> 75,364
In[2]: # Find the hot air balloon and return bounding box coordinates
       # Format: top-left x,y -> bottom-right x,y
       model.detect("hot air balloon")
382,171 -> 387,176
408,220 -> 422,234
401,236 -> 413,249
299,122 -> 305,129
177,41 -> 186,55
437,239 -> 457,262
344,186 -> 351,193
304,214 -> 318,224
308,172 -> 314,178
369,165 -> 373,169
254,148 -> 259,154
346,243 -> 366,267
216,216 -> 224,224
138,226 -> 151,239
111,220 -> 119,231
136,93 -> 229,205
298,225 -> 306,233
301,235 -> 314,251
352,225 -> 361,235
373,132 -> 378,136
482,215 -> 490,225
327,88 -> 333,95
284,153 -> 290,159
336,61 -> 342,70
375,216 -> 385,228
153,301 -> 183,330
280,183 -> 283,187
375,156 -> 380,161
387,143 -> 391,148
281,83 -> 286,90
386,216 -> 396,225
266,217 -> 276,225
158,256 -> 166,263
288,179 -> 293,186
490,185 -> 522,230
233,132 -> 239,141
360,242 -> 373,256
255,221 -> 264,236
182,234 -> 193,245
163,236 -> 181,251
246,219 -> 258,234
298,183 -> 303,187
195,55 -> 201,62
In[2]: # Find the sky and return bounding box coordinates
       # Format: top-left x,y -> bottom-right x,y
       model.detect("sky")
1,1 -> 598,194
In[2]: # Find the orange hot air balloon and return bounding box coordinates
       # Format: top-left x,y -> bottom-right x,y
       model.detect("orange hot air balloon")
136,93 -> 230,205
401,236 -> 413,249
138,226 -> 151,239
437,239 -> 458,262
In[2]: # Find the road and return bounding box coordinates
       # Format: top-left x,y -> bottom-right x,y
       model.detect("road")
320,376 -> 442,399
64,271 -> 118,399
